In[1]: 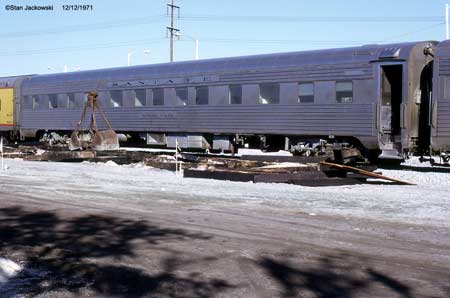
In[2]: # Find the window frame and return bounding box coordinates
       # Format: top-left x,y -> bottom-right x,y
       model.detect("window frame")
258,83 -> 280,104
23,96 -> 33,109
298,82 -> 315,103
153,88 -> 164,106
32,95 -> 40,110
229,85 -> 242,105
67,93 -> 76,109
48,94 -> 58,109
195,86 -> 209,105
133,89 -> 146,107
336,81 -> 354,103
175,87 -> 189,106
109,90 -> 123,108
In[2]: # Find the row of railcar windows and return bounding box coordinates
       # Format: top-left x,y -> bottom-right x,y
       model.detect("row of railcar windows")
24,81 -> 353,110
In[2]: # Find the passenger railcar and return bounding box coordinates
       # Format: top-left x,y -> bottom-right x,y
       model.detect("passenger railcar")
1,40 -> 447,161
432,40 -> 450,154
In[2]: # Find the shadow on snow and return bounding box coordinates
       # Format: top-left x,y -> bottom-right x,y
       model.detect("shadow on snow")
0,206 -> 232,298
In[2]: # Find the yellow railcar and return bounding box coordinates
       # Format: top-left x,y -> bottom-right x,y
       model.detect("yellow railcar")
0,87 -> 14,128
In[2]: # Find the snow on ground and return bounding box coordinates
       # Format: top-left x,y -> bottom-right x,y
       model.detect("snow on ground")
0,258 -> 22,284
236,149 -> 293,156
0,157 -> 450,228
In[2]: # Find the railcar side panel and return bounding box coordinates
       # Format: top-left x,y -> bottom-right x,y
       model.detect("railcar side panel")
432,42 -> 450,150
21,104 -> 377,148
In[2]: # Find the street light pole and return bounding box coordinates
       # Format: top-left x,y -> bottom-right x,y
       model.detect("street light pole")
127,51 -> 135,66
127,50 -> 150,66
174,32 -> 199,60
48,65 -> 78,73
194,39 -> 199,60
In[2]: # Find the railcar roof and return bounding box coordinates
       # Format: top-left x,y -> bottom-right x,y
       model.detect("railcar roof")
24,41 -> 432,85
435,39 -> 450,56
0,75 -> 34,87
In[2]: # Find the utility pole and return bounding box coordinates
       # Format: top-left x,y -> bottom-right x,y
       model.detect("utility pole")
167,0 -> 180,62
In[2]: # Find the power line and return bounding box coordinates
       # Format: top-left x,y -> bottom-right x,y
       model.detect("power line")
0,14 -> 443,40
178,14 -> 444,23
381,22 -> 445,42
0,38 -> 166,57
0,15 -> 166,39
0,38 -> 369,58
4,31 -> 447,58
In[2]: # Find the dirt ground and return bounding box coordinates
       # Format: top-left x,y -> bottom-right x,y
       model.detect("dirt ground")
0,160 -> 450,297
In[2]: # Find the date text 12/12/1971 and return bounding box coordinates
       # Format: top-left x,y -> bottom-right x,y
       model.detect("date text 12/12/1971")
62,5 -> 93,11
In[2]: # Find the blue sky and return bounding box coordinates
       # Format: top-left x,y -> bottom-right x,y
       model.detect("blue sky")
0,0 -> 448,76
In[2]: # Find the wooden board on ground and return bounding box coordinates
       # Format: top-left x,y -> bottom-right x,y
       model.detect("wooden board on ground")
320,161 -> 415,185
184,168 -> 332,184
24,151 -> 96,162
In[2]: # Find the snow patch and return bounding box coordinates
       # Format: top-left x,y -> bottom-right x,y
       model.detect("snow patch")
35,149 -> 46,156
259,162 -> 309,169
0,257 -> 22,284
236,149 -> 292,156
104,160 -> 119,167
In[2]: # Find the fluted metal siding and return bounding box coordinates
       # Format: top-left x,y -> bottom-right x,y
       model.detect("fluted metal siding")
437,101 -> 450,137
438,58 -> 450,76
21,63 -> 373,95
21,104 -> 374,137
433,47 -> 450,148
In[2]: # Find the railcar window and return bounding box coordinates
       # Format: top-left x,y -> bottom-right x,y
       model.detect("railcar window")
32,95 -> 40,110
24,96 -> 33,109
336,82 -> 353,103
153,88 -> 164,106
298,83 -> 314,103
195,86 -> 209,105
134,89 -> 146,107
48,94 -> 58,109
175,87 -> 188,106
258,83 -> 280,104
67,94 -> 76,109
229,85 -> 242,104
110,90 -> 123,108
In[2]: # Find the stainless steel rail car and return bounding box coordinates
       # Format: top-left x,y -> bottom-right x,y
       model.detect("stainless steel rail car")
432,40 -> 450,155
2,41 -> 445,160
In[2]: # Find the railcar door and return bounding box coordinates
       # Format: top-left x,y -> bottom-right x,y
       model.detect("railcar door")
0,88 -> 14,128
417,62 -> 433,154
378,64 -> 403,159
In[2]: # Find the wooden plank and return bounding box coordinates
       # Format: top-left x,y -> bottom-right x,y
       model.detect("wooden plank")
320,161 -> 415,185
183,169 -> 255,182
254,171 -> 327,183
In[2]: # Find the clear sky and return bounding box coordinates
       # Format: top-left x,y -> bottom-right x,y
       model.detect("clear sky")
0,0 -> 448,76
